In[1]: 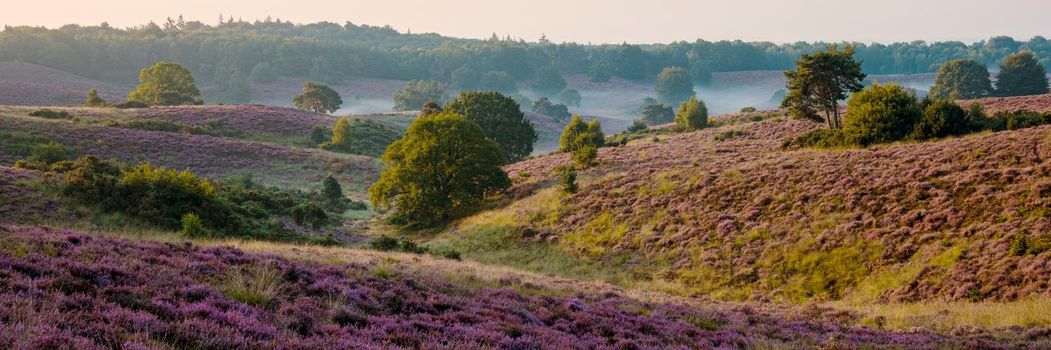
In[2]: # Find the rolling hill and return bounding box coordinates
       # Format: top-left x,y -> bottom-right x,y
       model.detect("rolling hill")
0,62 -> 127,106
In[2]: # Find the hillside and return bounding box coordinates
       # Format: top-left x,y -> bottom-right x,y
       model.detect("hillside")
434,106 -> 1051,304
0,224 -> 1031,349
0,62 -> 127,106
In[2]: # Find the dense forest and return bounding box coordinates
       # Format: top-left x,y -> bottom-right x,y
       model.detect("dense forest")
1,18 -> 1049,87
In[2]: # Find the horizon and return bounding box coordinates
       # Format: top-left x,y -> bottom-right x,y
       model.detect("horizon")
2,0 -> 1049,45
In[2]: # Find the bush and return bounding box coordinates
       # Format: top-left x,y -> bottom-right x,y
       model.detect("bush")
28,109 -> 72,119
558,89 -> 582,107
26,142 -> 70,165
392,80 -> 446,111
557,165 -> 578,194
641,104 -> 674,125
181,213 -> 209,238
324,118 -> 401,157
626,119 -> 648,133
995,52 -> 1050,97
675,96 -> 708,131
928,59 -> 993,99
780,128 -> 848,149
114,100 -> 150,109
656,66 -> 695,105
128,61 -> 203,106
740,107 -> 757,113
105,118 -> 219,136
369,236 -> 426,254
531,97 -> 571,122
309,126 -> 331,146
842,84 -> 922,146
910,100 -> 970,139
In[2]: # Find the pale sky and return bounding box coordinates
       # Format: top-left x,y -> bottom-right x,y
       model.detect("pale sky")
2,0 -> 1049,44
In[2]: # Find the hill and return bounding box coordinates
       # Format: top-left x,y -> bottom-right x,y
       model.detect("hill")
0,62 -> 126,106
969,93 -> 1051,114
433,105 -> 1051,304
0,224 -> 1029,349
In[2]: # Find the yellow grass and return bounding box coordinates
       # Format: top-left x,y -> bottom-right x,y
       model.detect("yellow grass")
841,298 -> 1051,332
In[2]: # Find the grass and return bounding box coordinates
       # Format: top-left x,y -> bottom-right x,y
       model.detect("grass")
217,264 -> 286,308
844,298 -> 1051,332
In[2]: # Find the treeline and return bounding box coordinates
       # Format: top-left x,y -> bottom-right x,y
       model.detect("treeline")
1,20 -> 1049,87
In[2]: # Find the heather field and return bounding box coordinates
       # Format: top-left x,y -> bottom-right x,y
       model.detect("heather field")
3,225 -> 1041,349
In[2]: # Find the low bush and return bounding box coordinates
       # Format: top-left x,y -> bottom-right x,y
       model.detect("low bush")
105,118 -> 221,136
557,165 -> 578,194
26,141 -> 70,165
28,109 -> 72,119
322,118 -> 400,157
909,100 -> 970,139
114,100 -> 150,109
368,235 -> 462,259
740,106 -> 757,113
781,128 -> 848,149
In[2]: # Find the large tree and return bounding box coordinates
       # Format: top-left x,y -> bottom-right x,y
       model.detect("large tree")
996,52 -> 1050,97
369,112 -> 510,226
781,45 -> 866,129
393,80 -> 447,111
444,91 -> 538,163
127,61 -> 203,106
928,59 -> 993,100
655,66 -> 695,105
293,82 -> 343,114
530,65 -> 567,95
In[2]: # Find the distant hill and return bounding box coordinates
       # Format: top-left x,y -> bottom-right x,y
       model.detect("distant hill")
0,62 -> 127,106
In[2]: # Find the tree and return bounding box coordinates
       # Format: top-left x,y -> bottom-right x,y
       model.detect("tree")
127,61 -> 203,106
928,59 -> 993,100
250,62 -> 278,83
531,65 -> 567,95
557,165 -> 578,194
910,99 -> 970,139
479,71 -> 518,93
531,97 -> 571,122
310,56 -> 337,84
675,96 -> 709,130
781,45 -> 866,129
996,52 -> 1049,97
84,88 -> 107,107
214,68 -> 251,103
842,84 -> 922,146
327,117 -> 401,157
369,112 -> 510,226
641,103 -> 674,125
420,101 -> 443,116
451,65 -> 479,90
393,80 -> 446,111
559,115 -> 604,167
558,89 -> 581,107
322,175 -> 343,201
293,82 -> 343,114
656,67 -> 695,105
444,91 -> 538,163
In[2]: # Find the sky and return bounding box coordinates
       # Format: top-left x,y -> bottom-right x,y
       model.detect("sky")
2,0 -> 1049,44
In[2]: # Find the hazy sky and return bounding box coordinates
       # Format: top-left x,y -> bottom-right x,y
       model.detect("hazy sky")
2,0 -> 1049,44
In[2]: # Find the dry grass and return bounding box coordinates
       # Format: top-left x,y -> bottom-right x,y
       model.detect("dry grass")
841,298 -> 1051,332
218,263 -> 286,308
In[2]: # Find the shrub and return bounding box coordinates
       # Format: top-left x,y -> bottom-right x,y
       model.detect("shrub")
740,107 -> 757,113
781,128 -> 848,149
26,142 -> 69,165
250,62 -> 278,83
324,118 -> 401,157
180,213 -> 209,238
641,104 -> 674,125
626,119 -> 648,133
28,109 -> 71,119
910,100 -> 971,139
105,118 -> 218,136
309,126 -> 331,146
369,236 -> 427,254
221,265 -> 286,308
532,97 -> 571,122
842,84 -> 922,146
558,89 -> 582,107
293,82 -> 342,114
114,100 -> 149,109
322,175 -> 343,201
675,96 -> 708,131
479,70 -> 518,93
557,165 -> 578,194
84,88 -> 108,107
530,66 -> 566,95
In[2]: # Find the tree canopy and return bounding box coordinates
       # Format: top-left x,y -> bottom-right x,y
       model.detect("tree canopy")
369,112 -> 510,226
675,96 -> 709,131
531,66 -> 568,95
996,52 -> 1050,97
444,91 -> 538,163
655,66 -> 695,105
127,61 -> 203,106
393,80 -> 447,111
842,84 -> 922,146
781,45 -> 866,129
641,103 -> 674,125
293,82 -> 343,114
928,59 -> 993,99
326,117 -> 401,157
532,97 -> 571,122
558,89 -> 582,107
559,115 -> 604,167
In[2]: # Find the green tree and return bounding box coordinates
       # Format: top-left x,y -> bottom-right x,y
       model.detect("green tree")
328,117 -> 401,157
655,66 -> 695,105
842,84 -> 922,146
322,175 -> 343,201
910,99 -> 970,139
451,65 -> 479,90
250,62 -> 278,83
84,88 -> 107,107
215,68 -> 251,103
293,82 -> 343,114
559,117 -> 604,167
557,165 -> 578,194
444,91 -> 538,163
531,97 -> 571,122
558,89 -> 582,107
479,71 -> 518,93
781,45 -> 866,129
996,52 -> 1050,97
675,96 -> 708,131
393,80 -> 446,111
127,61 -> 203,106
310,56 -> 337,84
641,103 -> 674,125
369,112 -> 510,226
928,59 -> 993,99
420,101 -> 443,116
531,65 -> 567,95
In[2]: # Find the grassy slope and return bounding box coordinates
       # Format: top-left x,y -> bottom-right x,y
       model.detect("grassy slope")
427,110 -> 1051,306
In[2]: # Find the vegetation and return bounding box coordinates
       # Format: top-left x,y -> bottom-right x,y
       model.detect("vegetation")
910,99 -> 970,139
323,117 -> 401,157
557,89 -> 581,107
127,61 -> 203,106
655,66 -> 695,105
531,97 -> 571,122
781,45 -> 866,128
249,62 -> 278,83
479,70 -> 518,93
28,109 -> 71,119
641,103 -> 675,125
557,165 -> 578,194
392,80 -> 447,111
996,52 -> 1050,97
675,96 -> 709,131
559,115 -> 604,168
444,91 -> 538,163
369,112 -> 510,227
928,59 -> 993,99
841,84 -> 923,146
530,65 -> 567,95
293,82 -> 343,114
84,88 -> 107,107
213,68 -> 252,103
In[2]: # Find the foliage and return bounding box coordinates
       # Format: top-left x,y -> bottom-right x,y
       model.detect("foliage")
293,82 -> 343,114
479,70 -> 518,93
910,99 -> 970,139
928,59 -> 993,99
213,68 -> 252,103
369,235 -> 427,254
675,96 -> 709,131
28,109 -> 71,119
559,116 -> 604,168
508,94 -> 532,110
626,119 -> 648,133
842,84 -> 922,146
309,126 -> 331,145
655,66 -> 695,105
84,88 -> 108,107
420,101 -> 443,116
531,97 -> 571,122
530,65 -> 567,95
322,175 -> 343,201
444,91 -> 538,163
127,61 -> 203,106
781,45 -> 866,128
114,100 -> 150,109
557,165 -> 578,194
557,89 -> 581,107
250,62 -> 278,83
180,212 -> 209,238
780,128 -> 849,149
369,112 -> 511,227
392,80 -> 447,111
641,103 -> 675,125
996,52 -> 1050,97
450,64 -> 479,90
324,117 -> 401,157
740,106 -> 757,113
26,141 -> 70,165
104,118 -> 222,136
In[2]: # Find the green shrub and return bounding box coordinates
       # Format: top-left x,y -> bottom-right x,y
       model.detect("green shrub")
324,118 -> 401,157
26,141 -> 70,165
740,106 -> 757,113
309,126 -> 331,146
105,118 -> 219,136
114,100 -> 150,109
369,236 -> 427,254
28,109 -> 72,119
781,128 -> 848,149
557,165 -> 578,194
181,213 -> 210,238
842,84 -> 922,146
910,99 -> 970,139
675,96 -> 708,131
626,119 -> 648,133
